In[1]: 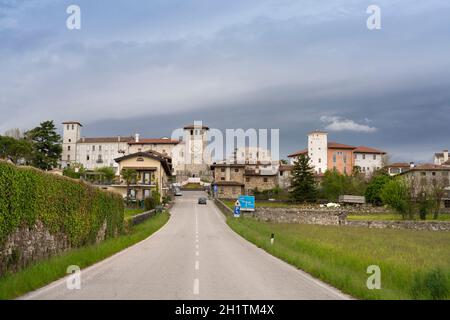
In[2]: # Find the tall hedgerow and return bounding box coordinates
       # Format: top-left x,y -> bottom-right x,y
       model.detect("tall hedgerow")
0,161 -> 124,246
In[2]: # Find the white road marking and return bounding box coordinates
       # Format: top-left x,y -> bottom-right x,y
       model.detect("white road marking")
196,244 -> 199,249
195,261 -> 199,270
193,278 -> 199,295
196,251 -> 199,256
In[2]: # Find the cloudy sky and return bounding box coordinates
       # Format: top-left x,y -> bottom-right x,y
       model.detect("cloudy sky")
1,0 -> 449,162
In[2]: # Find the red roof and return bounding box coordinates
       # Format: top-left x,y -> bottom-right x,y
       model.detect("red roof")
287,148 -> 307,158
129,138 -> 179,145
353,146 -> 386,154
327,142 -> 356,150
412,164 -> 450,171
387,162 -> 411,168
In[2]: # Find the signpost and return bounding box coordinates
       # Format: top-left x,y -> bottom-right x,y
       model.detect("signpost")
234,200 -> 241,218
238,195 -> 255,211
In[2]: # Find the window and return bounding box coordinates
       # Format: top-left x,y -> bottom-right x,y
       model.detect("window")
373,154 -> 377,160
68,139 -> 71,143
343,155 -> 347,163
221,177 -> 225,181
263,178 -> 268,182
68,146 -> 71,151
246,177 -> 250,182
318,158 -> 321,163
190,130 -> 194,135
362,154 -> 366,160
92,145 -> 95,151
221,168 -> 225,172
280,171 -> 284,176
421,172 -> 426,176
432,172 -> 436,176
99,145 -> 102,151
354,154 -> 357,159
333,155 -> 336,162
67,124 -> 70,130
318,168 -> 322,174
72,124 -> 74,130
234,168 -> 239,172
137,157 -> 144,162
67,155 -> 70,161
86,155 -> 90,161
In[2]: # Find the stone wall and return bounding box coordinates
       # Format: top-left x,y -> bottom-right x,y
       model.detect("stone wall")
247,207 -> 347,225
345,220 -> 450,232
0,220 -> 107,275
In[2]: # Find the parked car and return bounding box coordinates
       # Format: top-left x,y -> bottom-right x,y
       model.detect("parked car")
174,188 -> 182,196
198,197 -> 207,205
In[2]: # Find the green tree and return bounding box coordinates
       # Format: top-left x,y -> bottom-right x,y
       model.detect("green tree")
381,177 -> 414,219
0,135 -> 33,164
25,121 -> 62,170
121,168 -> 137,205
320,169 -> 347,201
365,174 -> 391,205
95,166 -> 116,184
289,154 -> 317,202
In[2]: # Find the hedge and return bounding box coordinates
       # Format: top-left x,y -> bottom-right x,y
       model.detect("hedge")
0,161 -> 124,247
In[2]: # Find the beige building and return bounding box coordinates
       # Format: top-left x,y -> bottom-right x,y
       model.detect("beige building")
109,151 -> 173,202
434,149 -> 449,165
211,162 -> 278,199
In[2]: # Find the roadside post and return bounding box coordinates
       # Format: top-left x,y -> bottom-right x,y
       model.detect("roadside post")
234,200 -> 241,218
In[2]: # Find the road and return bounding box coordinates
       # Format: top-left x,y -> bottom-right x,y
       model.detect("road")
21,191 -> 349,300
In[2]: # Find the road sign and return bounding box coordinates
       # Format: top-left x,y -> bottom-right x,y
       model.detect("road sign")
234,205 -> 241,218
213,185 -> 218,193
238,195 -> 255,211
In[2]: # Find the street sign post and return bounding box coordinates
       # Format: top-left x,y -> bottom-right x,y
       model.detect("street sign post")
234,200 -> 241,218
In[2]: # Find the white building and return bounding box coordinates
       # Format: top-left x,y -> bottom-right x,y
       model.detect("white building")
434,149 -> 449,165
307,131 -> 328,174
353,146 -> 386,175
61,121 -> 212,180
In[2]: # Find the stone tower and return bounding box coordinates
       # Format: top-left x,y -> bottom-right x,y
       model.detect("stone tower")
61,121 -> 82,168
308,130 -> 328,174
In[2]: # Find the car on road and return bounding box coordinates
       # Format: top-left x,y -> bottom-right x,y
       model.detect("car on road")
174,187 -> 182,196
198,197 -> 207,205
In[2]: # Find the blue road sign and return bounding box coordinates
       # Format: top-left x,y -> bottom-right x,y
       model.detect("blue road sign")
234,205 -> 241,217
213,185 -> 218,193
238,195 -> 255,211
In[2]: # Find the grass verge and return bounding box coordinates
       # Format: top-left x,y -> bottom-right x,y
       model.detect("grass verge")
0,211 -> 170,300
348,213 -> 450,221
124,207 -> 146,220
226,216 -> 450,299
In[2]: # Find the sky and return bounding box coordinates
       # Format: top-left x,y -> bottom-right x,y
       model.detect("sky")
1,0 -> 449,162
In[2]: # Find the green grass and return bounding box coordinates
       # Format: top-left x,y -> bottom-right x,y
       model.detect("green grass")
182,183 -> 202,189
226,216 -> 450,299
0,211 -> 170,300
348,213 -> 450,221
124,207 -> 146,220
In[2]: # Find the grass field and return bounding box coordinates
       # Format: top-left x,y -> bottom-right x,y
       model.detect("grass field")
124,207 -> 146,220
182,183 -> 202,189
226,216 -> 450,299
0,211 -> 170,300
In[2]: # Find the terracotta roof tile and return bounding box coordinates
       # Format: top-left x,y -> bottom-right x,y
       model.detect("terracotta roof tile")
354,146 -> 386,154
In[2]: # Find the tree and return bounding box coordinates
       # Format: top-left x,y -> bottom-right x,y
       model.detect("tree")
0,135 -> 33,164
95,166 -> 116,184
429,177 -> 448,219
381,177 -> 414,219
121,168 -> 137,205
289,154 -> 317,202
365,174 -> 391,205
320,169 -> 347,201
25,121 -> 62,170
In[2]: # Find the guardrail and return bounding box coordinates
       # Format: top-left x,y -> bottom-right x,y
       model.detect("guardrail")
214,198 -> 234,217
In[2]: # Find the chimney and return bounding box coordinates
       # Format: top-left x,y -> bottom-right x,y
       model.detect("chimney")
444,150 -> 449,162
410,161 -> 415,168
135,133 -> 140,143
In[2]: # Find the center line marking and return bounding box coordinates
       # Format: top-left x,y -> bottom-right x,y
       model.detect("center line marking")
196,251 -> 199,256
193,278 -> 199,295
196,244 -> 199,249
195,261 -> 199,270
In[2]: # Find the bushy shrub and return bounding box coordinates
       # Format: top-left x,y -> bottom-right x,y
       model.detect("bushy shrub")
411,269 -> 450,300
144,196 -> 158,211
0,161 -> 124,247
162,195 -> 172,205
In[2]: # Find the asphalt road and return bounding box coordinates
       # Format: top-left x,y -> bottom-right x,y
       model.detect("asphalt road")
21,191 -> 349,300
